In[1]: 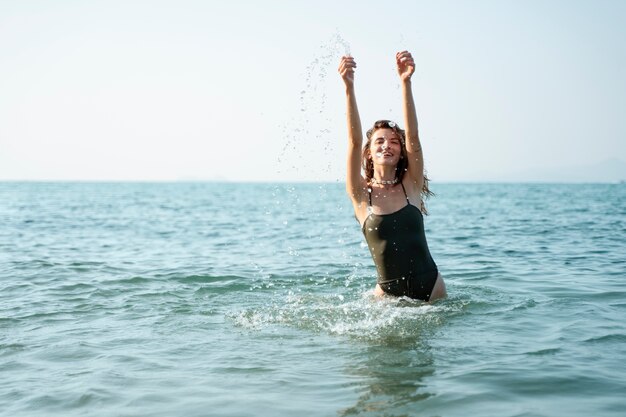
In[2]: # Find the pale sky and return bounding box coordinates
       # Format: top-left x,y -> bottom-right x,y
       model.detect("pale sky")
1,0 -> 625,182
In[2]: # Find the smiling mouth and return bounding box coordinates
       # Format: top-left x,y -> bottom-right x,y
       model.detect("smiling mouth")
375,152 -> 394,158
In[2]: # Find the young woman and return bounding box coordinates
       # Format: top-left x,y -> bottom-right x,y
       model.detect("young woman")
338,51 -> 446,302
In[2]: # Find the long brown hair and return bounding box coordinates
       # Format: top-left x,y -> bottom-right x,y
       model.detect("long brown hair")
362,120 -> 434,214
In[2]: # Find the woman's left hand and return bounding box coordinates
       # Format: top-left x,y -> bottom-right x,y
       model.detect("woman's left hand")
396,50 -> 415,81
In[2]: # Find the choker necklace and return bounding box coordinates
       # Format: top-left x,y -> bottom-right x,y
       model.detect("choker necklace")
371,177 -> 398,185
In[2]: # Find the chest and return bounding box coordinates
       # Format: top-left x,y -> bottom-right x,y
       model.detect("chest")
367,185 -> 410,215
362,204 -> 426,241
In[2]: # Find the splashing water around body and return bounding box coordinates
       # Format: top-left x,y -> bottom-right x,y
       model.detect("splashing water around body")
267,34 -> 355,309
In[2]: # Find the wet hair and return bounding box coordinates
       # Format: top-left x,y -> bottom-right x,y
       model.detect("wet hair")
362,120 -> 434,214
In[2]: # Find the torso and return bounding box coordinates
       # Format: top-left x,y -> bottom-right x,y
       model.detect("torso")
355,179 -> 421,228
356,179 -> 439,301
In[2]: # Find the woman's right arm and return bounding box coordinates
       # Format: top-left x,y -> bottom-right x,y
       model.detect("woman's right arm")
338,56 -> 365,205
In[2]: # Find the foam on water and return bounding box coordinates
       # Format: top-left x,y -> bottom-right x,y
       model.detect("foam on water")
228,289 -> 464,342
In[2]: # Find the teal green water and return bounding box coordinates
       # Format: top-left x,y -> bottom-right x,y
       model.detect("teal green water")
1,182 -> 625,416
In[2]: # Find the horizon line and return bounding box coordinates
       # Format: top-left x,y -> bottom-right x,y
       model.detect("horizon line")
1,179 -> 624,185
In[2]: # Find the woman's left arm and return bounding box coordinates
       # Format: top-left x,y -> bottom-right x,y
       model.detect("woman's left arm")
397,51 -> 424,189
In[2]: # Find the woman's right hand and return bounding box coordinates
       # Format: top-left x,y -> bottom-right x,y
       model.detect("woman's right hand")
338,56 -> 356,88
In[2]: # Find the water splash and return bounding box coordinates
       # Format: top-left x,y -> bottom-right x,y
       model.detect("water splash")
276,32 -> 351,179
335,32 -> 351,56
228,290 -> 461,343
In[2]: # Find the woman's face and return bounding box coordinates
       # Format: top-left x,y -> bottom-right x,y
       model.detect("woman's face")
369,128 -> 402,166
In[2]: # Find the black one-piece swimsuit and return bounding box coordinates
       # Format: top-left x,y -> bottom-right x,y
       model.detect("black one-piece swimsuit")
362,183 -> 439,301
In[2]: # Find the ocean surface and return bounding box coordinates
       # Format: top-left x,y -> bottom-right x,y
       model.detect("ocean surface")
1,182 -> 625,417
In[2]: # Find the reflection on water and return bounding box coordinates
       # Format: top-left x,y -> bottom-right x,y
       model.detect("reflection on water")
230,288 -> 448,415
341,342 -> 435,416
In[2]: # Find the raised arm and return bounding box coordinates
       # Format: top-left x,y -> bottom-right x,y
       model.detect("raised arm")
396,51 -> 424,189
338,56 -> 365,204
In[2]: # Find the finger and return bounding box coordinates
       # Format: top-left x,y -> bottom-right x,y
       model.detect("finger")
398,56 -> 414,66
338,64 -> 356,76
338,59 -> 356,73
339,57 -> 356,67
396,52 -> 413,63
339,61 -> 355,71
340,61 -> 357,71
338,64 -> 355,74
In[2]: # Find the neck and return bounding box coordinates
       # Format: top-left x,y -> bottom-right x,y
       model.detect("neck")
372,166 -> 397,184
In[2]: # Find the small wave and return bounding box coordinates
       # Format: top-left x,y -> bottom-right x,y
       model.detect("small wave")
11,259 -> 59,269
228,291 -> 460,343
50,282 -> 96,293
0,343 -> 27,353
510,298 -> 537,311
171,274 -> 247,285
101,276 -> 153,286
524,347 -> 561,356
583,333 -> 626,344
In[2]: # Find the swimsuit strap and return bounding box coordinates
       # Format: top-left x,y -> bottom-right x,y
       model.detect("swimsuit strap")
369,181 -> 407,206
400,182 -> 410,203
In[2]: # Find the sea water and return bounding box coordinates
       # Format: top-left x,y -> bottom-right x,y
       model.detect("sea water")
1,182 -> 625,417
